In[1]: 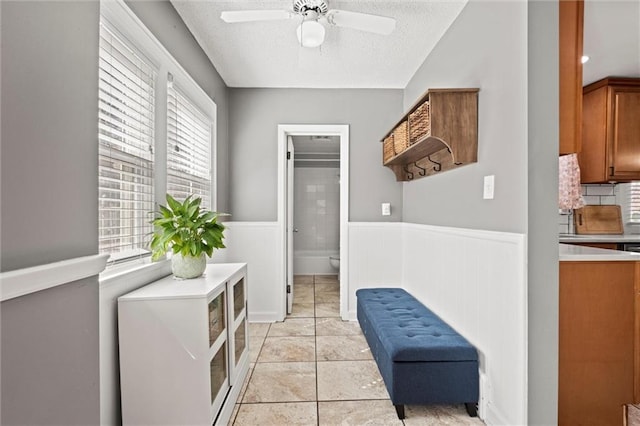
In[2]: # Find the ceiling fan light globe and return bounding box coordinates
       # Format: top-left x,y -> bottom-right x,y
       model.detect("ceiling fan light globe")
296,20 -> 325,48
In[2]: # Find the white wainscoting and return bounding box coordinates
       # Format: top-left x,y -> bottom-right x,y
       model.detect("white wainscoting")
212,221 -> 527,425
347,223 -> 403,318
213,222 -> 283,322
401,223 -> 527,426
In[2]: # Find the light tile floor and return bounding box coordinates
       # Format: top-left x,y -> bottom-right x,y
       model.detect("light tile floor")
229,275 -> 485,426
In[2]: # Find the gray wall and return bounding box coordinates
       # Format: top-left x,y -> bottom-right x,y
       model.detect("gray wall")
528,1 -> 560,424
1,1 -> 101,424
1,0 -> 99,271
126,0 -> 231,212
228,88 -> 404,222
402,0 -> 527,234
0,1 -> 229,424
1,279 -> 101,426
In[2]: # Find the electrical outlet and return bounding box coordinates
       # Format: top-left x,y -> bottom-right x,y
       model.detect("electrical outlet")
382,203 -> 391,216
483,175 -> 495,199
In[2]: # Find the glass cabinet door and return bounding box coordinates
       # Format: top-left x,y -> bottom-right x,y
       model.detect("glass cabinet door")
208,291 -> 225,347
227,274 -> 248,384
210,342 -> 227,404
234,319 -> 247,365
233,278 -> 245,320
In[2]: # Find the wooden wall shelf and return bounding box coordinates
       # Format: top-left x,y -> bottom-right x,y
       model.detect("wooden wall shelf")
382,88 -> 479,182
384,136 -> 454,166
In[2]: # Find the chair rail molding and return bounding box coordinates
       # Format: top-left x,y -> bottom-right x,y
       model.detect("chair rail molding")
0,254 -> 110,301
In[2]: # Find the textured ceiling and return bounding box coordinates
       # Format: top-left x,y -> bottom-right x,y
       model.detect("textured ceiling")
170,0 -> 468,88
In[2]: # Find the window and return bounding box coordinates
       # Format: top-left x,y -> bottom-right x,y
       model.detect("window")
98,22 -> 156,262
98,1 -> 217,266
167,81 -> 212,209
630,182 -> 640,222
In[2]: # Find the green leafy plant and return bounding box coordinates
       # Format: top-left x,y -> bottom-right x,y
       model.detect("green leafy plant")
150,194 -> 226,261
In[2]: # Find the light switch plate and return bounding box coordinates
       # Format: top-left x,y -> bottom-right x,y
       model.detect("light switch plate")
483,175 -> 495,199
382,203 -> 391,216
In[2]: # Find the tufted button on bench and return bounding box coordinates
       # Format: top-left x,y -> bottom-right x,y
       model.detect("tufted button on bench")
356,288 -> 479,420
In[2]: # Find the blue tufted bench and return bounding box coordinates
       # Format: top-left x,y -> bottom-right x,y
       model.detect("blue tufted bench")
356,288 -> 479,420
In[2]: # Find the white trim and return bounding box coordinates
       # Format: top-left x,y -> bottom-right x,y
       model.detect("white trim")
403,221 -> 528,244
219,221 -> 279,228
0,254 -> 110,302
348,222 -> 403,229
277,124 -> 350,321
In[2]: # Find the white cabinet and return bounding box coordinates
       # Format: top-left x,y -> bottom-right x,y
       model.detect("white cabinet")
118,263 -> 249,426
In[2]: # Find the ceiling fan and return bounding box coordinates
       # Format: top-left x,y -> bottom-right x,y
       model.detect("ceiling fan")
220,0 -> 396,48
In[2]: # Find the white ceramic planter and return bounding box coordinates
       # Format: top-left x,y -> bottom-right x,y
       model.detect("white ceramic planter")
171,253 -> 206,279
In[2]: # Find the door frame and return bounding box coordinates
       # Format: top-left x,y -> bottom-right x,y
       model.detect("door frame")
277,124 -> 350,321
286,135 -> 294,314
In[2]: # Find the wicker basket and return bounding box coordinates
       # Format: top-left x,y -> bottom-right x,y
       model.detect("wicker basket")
383,134 -> 395,163
393,120 -> 409,154
409,101 -> 431,144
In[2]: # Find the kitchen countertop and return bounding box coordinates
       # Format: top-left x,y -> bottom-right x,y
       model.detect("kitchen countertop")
560,243 -> 640,261
559,234 -> 640,243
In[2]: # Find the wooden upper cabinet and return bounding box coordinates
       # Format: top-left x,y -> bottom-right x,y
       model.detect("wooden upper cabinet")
579,77 -> 640,183
611,85 -> 640,177
559,0 -> 584,155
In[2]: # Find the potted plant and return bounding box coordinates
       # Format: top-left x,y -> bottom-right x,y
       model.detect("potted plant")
150,194 -> 226,279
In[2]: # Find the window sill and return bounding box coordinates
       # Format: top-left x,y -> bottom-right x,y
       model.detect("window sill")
100,258 -> 171,289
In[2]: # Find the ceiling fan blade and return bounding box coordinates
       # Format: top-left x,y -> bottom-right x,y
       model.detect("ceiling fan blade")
326,9 -> 396,35
220,10 -> 293,23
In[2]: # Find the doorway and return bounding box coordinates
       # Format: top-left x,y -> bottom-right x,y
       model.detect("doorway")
278,124 -> 349,321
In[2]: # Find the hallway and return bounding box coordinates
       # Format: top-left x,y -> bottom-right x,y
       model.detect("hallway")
228,275 -> 484,425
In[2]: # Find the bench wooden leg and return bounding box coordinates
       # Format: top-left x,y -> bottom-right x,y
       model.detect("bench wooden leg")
465,402 -> 478,417
394,404 -> 405,419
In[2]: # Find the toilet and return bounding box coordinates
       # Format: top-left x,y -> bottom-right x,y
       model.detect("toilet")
329,255 -> 340,273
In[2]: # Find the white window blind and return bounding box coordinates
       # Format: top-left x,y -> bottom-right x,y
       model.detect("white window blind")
98,22 -> 156,261
630,182 -> 640,222
166,82 -> 212,209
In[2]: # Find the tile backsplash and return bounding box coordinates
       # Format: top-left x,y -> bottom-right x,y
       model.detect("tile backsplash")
559,183 -> 638,234
580,184 -> 617,205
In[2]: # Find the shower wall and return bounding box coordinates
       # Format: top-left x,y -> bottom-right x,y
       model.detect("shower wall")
293,165 -> 340,274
